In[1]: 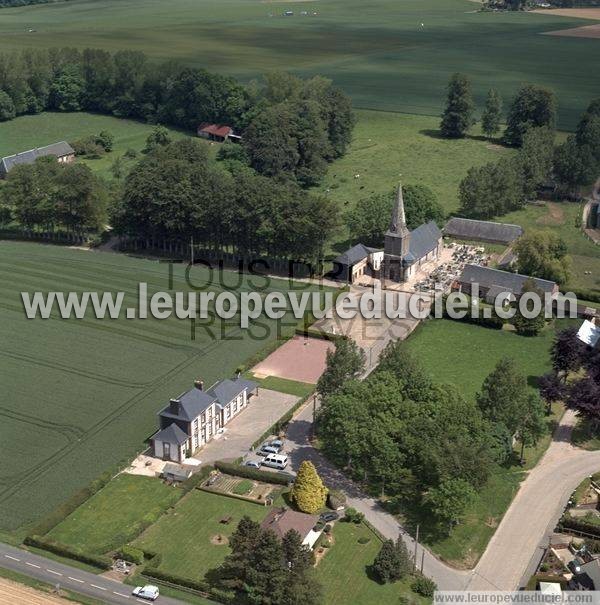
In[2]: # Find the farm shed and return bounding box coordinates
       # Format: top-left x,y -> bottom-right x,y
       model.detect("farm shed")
332,243 -> 382,283
0,141 -> 75,178
162,463 -> 193,482
443,217 -> 523,245
197,123 -> 240,143
455,264 -> 558,299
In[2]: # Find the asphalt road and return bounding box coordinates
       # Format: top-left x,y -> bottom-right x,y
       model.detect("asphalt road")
0,543 -> 184,605
285,400 -> 600,591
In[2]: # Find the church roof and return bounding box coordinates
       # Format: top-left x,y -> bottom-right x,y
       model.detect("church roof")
405,221 -> 442,264
387,184 -> 409,236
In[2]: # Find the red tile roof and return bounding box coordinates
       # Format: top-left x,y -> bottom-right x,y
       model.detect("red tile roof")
198,123 -> 233,137
261,507 -> 318,541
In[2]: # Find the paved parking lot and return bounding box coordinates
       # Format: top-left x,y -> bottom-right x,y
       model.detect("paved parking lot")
191,388 -> 299,465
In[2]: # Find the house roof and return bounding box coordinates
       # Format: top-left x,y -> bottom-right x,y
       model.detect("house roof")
577,320 -> 600,348
443,217 -> 523,244
405,221 -> 442,265
206,378 -> 257,407
162,463 -> 193,480
158,376 -> 257,422
580,559 -> 600,590
539,582 -> 561,596
458,264 -> 557,295
260,508 -> 319,541
152,423 -> 189,445
333,243 -> 377,267
1,141 -> 74,175
198,123 -> 233,137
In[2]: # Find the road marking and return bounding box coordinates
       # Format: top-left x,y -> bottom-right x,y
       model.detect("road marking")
113,592 -> 130,598
4,555 -> 20,561
47,569 -> 62,576
90,584 -> 107,591
25,562 -> 40,568
68,576 -> 84,583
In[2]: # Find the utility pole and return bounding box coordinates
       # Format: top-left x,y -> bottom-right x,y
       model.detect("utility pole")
413,524 -> 419,572
421,549 -> 425,574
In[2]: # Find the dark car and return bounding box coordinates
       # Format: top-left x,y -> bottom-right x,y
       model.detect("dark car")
319,511 -> 340,523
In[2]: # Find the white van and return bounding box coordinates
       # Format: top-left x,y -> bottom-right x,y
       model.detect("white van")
262,453 -> 288,470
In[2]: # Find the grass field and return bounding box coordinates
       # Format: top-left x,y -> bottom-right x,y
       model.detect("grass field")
47,474 -> 181,553
315,522 -> 423,605
0,241 -> 328,533
0,112 -> 185,179
402,318 -> 575,566
132,489 -> 268,579
0,0 -> 598,128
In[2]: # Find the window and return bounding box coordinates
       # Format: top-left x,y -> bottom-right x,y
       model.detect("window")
193,419 -> 198,432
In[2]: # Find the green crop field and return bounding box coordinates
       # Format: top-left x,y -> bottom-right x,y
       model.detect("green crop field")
0,241 -> 328,533
0,0 -> 597,128
0,112 -> 186,179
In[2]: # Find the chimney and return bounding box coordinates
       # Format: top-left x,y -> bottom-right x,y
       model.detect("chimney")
169,398 -> 181,415
194,379 -> 204,391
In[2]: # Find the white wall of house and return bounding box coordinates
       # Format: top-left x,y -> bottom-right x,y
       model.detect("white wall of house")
153,439 -> 186,462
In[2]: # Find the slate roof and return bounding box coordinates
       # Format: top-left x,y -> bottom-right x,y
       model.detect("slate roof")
261,508 -> 318,541
1,141 -> 74,176
158,377 -> 257,422
458,264 -> 557,294
333,243 -> 378,267
152,423 -> 189,445
443,217 -> 523,244
207,378 -> 257,407
405,221 -> 442,265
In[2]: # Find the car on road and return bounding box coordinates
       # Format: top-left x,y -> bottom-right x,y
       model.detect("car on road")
132,585 -> 160,601
319,511 -> 340,522
244,460 -> 261,468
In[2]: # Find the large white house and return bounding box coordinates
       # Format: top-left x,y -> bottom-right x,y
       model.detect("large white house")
151,377 -> 258,462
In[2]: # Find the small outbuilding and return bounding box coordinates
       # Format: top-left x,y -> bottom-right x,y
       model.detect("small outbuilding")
197,123 -> 241,143
162,462 -> 193,482
443,217 -> 523,245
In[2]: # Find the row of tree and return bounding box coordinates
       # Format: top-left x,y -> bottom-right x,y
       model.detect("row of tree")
110,138 -> 340,261
316,337 -> 548,532
0,48 -> 354,186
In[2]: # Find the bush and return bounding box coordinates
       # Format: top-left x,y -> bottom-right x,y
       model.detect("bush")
180,465 -> 213,493
214,461 -> 293,486
327,489 -> 346,510
115,545 -> 144,565
124,148 -> 138,159
71,136 -> 104,158
411,576 -> 437,597
558,515 -> 600,539
357,536 -> 370,545
344,507 -> 364,524
23,535 -> 111,570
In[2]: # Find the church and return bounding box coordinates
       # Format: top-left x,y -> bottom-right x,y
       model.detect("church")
333,185 -> 443,285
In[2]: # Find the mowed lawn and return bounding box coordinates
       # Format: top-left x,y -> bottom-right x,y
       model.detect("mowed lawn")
0,112 -> 185,179
48,475 -> 181,554
315,522 -> 423,605
0,241 -> 326,533
132,490 -> 267,579
0,0 -> 597,127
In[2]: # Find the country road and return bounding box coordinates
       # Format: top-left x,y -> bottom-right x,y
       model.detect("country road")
286,401 -> 600,591
0,543 -> 184,605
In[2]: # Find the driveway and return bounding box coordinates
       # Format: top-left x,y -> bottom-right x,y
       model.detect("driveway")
285,399 -> 600,591
192,388 -> 299,465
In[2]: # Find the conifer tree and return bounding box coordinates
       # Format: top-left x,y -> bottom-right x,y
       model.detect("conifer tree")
481,89 -> 502,139
440,73 -> 475,138
291,460 -> 328,513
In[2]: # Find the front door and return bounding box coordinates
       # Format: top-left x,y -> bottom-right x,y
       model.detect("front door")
163,442 -> 171,461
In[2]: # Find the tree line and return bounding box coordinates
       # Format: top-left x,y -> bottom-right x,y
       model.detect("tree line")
316,337 -> 547,533
440,74 -> 600,219
0,48 -> 354,186
110,138 -> 340,262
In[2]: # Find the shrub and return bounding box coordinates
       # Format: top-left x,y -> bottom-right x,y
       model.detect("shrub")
358,536 -> 370,545
71,137 -> 104,158
344,507 -> 364,523
23,535 -> 111,570
124,148 -> 138,159
180,465 -> 213,493
214,461 -> 293,486
115,545 -> 144,565
411,576 -> 437,597
327,489 -> 346,510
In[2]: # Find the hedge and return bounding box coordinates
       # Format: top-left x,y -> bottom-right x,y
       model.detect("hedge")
557,515 -> 600,538
569,288 -> 600,305
180,464 -> 213,493
24,535 -> 112,570
115,545 -> 144,565
142,566 -> 210,592
214,461 -> 293,486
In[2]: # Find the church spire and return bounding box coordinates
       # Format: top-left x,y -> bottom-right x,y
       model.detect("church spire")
389,183 -> 408,234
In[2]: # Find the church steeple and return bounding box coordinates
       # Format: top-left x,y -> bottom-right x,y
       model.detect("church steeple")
389,183 -> 408,234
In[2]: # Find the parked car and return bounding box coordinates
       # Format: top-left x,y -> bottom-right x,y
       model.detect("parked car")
319,511 -> 340,523
259,444 -> 280,456
132,585 -> 160,601
568,559 -> 583,575
244,460 -> 261,469
270,439 -> 284,450
262,453 -> 288,470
